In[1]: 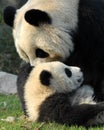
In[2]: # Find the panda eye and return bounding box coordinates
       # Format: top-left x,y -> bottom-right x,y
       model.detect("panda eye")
65,68 -> 72,78
36,48 -> 49,58
40,70 -> 52,86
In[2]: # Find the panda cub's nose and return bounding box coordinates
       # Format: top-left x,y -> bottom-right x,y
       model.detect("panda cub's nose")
65,68 -> 72,78
77,78 -> 82,83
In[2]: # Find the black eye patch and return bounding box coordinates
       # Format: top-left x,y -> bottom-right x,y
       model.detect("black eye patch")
25,9 -> 52,26
65,68 -> 72,78
36,48 -> 49,58
40,70 -> 52,86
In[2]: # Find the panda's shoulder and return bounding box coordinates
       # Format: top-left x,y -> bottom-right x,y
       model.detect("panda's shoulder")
17,63 -> 33,89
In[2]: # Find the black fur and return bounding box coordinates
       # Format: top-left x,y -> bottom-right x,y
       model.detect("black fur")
65,0 -> 104,101
65,68 -> 72,78
3,6 -> 16,27
38,93 -> 104,127
25,9 -> 52,26
17,63 -> 33,114
40,70 -> 52,86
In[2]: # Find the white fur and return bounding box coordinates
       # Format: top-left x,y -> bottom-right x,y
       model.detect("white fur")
13,0 -> 79,66
24,61 -> 83,121
71,85 -> 96,105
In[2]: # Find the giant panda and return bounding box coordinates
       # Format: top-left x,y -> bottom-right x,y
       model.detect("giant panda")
3,0 -> 104,101
17,61 -> 104,126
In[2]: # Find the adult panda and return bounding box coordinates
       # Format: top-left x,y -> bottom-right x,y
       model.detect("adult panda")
3,0 -> 104,101
17,61 -> 104,126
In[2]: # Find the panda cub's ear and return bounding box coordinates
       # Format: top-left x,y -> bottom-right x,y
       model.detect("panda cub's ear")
3,6 -> 16,27
25,9 -> 52,26
40,70 -> 52,86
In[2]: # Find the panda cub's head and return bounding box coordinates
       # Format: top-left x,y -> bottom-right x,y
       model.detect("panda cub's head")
3,0 -> 79,66
25,61 -> 83,94
24,61 -> 83,121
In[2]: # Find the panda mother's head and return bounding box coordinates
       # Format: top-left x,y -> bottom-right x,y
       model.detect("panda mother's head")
3,0 -> 79,66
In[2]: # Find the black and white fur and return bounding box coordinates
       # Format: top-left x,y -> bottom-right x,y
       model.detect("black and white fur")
3,0 -> 104,101
17,62 -> 104,126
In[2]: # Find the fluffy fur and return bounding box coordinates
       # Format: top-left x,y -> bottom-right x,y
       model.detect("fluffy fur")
3,0 -> 104,101
17,62 -> 104,126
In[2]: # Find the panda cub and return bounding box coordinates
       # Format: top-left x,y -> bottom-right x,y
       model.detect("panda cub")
17,61 -> 104,126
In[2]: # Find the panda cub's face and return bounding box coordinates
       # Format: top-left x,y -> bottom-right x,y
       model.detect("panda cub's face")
25,61 -> 83,94
3,0 -> 79,66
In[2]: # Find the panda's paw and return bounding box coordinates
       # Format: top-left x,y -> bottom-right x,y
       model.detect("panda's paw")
87,111 -> 104,126
71,85 -> 95,105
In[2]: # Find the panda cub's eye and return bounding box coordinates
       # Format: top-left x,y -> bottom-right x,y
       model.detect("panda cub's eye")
36,48 -> 49,58
65,68 -> 72,78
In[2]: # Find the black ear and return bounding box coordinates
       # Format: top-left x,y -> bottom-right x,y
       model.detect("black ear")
25,9 -> 52,26
40,70 -> 52,86
3,6 -> 16,27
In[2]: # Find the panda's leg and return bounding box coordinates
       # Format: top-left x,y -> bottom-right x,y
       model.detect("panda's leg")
70,102 -> 104,126
87,111 -> 104,126
71,85 -> 96,105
